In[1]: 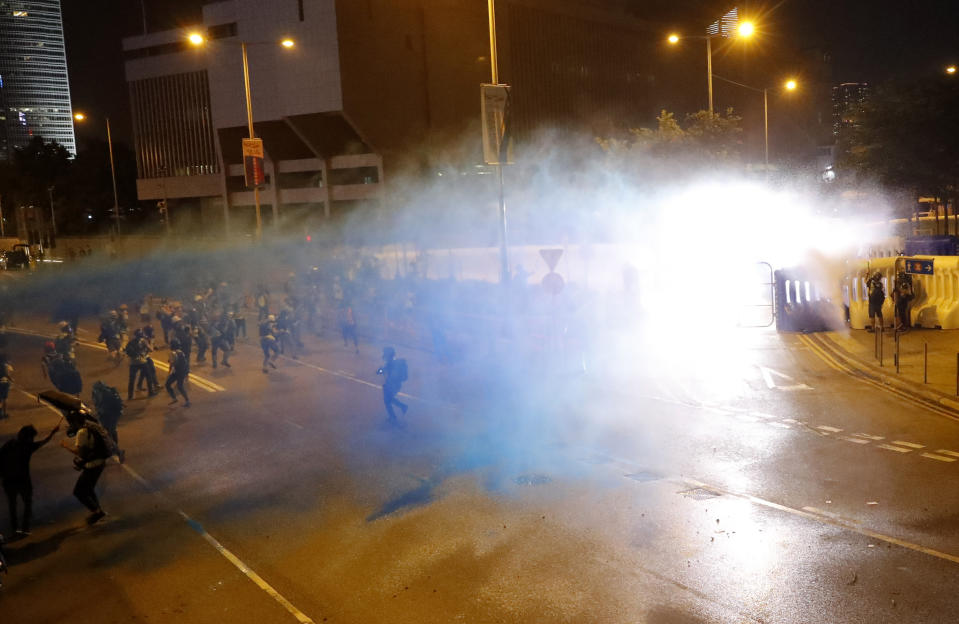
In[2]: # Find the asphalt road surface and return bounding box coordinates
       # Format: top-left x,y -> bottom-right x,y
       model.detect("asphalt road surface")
1,318 -> 958,623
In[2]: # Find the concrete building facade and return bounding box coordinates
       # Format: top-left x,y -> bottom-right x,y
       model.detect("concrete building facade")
122,0 -> 658,235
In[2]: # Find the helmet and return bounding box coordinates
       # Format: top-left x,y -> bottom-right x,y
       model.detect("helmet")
119,304 -> 128,310
43,341 -> 56,353
57,320 -> 69,330
169,338 -> 181,350
109,310 -> 118,318
267,314 -> 276,322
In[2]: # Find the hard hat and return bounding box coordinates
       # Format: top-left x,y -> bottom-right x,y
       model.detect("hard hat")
267,314 -> 276,322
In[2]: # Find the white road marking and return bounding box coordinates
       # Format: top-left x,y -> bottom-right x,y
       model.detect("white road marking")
6,326 -> 224,392
935,449 -> 959,458
921,452 -> 957,463
678,478 -> 959,566
758,366 -> 814,391
29,388 -> 316,624
877,443 -> 913,453
853,433 -> 885,441
285,419 -> 304,430
816,425 -> 843,433
840,436 -> 871,445
891,440 -> 925,449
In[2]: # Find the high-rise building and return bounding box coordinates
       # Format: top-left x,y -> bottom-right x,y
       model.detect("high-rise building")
832,82 -> 870,136
0,0 -> 76,160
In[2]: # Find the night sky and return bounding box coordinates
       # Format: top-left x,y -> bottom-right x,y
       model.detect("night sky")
61,0 -> 959,149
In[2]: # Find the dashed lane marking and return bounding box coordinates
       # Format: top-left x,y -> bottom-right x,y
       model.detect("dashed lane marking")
816,425 -> 843,433
936,449 -> 959,458
7,326 -> 225,393
678,477 -> 959,566
840,436 -> 871,445
920,452 -> 957,463
891,440 -> 925,449
853,433 -> 885,441
29,388 -> 316,624
877,443 -> 913,454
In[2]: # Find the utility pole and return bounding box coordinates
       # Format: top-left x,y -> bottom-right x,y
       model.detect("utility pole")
488,0 -> 509,285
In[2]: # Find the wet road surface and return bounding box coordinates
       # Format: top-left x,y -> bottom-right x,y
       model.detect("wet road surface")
1,321 -> 958,623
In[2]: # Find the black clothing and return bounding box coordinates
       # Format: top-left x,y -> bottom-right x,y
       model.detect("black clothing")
73,464 -> 104,513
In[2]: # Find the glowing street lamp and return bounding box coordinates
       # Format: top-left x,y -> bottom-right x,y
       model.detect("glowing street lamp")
666,17 -> 758,114
947,65 -> 957,75
73,112 -> 121,235
189,31 -> 295,240
712,75 -> 799,176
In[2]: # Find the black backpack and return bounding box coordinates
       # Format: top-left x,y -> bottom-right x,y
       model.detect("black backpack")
92,382 -> 123,418
79,420 -> 117,463
393,358 -> 408,383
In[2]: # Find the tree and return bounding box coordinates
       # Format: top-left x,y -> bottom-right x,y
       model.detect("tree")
839,77 -> 959,202
597,108 -> 744,180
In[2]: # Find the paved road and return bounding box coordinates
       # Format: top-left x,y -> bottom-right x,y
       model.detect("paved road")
0,316 -> 958,623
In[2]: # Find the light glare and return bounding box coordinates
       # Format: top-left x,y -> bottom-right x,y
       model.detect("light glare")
667,34 -> 680,44
281,38 -> 295,48
73,113 -> 85,121
738,21 -> 755,38
188,32 -> 205,45
947,66 -> 957,75
784,79 -> 797,91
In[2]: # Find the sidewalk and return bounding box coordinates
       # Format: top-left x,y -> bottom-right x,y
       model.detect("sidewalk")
809,327 -> 959,417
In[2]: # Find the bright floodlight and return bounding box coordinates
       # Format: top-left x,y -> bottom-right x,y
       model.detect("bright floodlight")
667,34 -> 680,44
948,65 -> 957,75
738,21 -> 755,37
188,32 -> 205,45
73,113 -> 85,121
784,79 -> 797,91
281,38 -> 295,48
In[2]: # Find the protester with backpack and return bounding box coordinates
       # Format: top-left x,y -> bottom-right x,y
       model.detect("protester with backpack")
1,422 -> 59,536
165,339 -> 191,407
44,392 -> 114,525
124,329 -> 157,400
376,346 -> 408,424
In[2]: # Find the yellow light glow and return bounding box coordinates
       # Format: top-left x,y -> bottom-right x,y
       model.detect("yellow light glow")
187,32 -> 205,46
13,10 -> 28,17
738,21 -> 755,38
667,34 -> 680,44
73,113 -> 85,121
280,38 -> 295,48
784,79 -> 797,91
947,66 -> 957,75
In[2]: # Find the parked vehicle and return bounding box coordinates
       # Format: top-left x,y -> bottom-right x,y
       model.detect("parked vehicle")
3,244 -> 30,269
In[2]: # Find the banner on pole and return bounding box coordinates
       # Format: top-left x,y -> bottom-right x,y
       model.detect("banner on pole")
242,138 -> 265,187
481,84 -> 513,165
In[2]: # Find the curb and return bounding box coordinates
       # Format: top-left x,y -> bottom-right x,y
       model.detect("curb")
809,332 -> 959,420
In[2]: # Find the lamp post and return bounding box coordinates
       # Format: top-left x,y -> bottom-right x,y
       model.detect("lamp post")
189,32 -> 295,242
712,75 -> 798,175
73,113 -> 121,235
487,0 -> 510,285
48,186 -> 56,237
667,19 -> 755,115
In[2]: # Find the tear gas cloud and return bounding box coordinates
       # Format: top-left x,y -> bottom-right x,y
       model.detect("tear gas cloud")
1,133 -> 900,490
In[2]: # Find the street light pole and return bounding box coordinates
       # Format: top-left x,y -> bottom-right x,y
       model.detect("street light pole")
763,87 -> 769,175
48,186 -> 56,237
488,0 -> 510,285
706,37 -> 714,115
106,117 -> 120,236
241,41 -> 263,242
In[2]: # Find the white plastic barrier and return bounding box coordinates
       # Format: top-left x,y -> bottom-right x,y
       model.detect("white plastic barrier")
848,255 -> 959,330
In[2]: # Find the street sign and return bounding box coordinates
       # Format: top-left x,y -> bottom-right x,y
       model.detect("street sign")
539,248 -> 563,272
481,84 -> 513,165
242,138 -> 265,187
542,272 -> 564,296
905,259 -> 934,275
